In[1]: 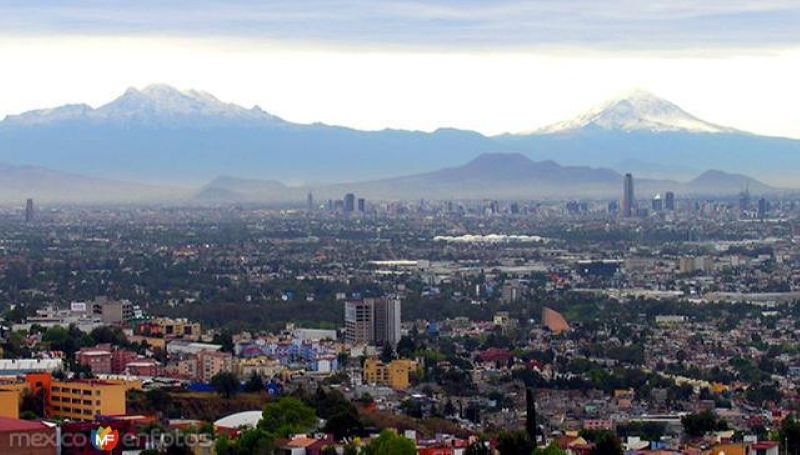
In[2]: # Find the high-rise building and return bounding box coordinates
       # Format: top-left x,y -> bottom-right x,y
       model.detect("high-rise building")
25,198 -> 34,223
307,192 -> 314,211
344,193 -> 356,213
665,191 -> 675,211
758,198 -> 768,221
357,197 -> 366,213
739,187 -> 751,213
344,298 -> 401,346
651,194 -> 663,212
344,300 -> 374,345
622,173 -> 635,217
373,298 -> 401,346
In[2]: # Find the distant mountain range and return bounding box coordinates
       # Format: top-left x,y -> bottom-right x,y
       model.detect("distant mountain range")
0,163 -> 184,203
0,85 -> 795,202
0,152 -> 773,203
496,90 -> 800,183
197,153 -> 774,202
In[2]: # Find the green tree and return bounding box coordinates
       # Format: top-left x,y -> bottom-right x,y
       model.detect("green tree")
496,430 -> 534,455
363,430 -> 416,455
258,397 -> 317,438
89,326 -> 129,346
681,411 -> 726,438
210,372 -> 240,399
590,432 -> 623,455
381,342 -> 396,363
243,372 -> 265,393
396,336 -> 416,359
237,428 -> 274,454
780,416 -> 800,455
20,389 -> 45,418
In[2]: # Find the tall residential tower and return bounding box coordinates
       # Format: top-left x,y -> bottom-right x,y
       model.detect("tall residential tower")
622,173 -> 635,217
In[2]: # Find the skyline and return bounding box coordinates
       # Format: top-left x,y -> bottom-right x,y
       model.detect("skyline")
0,1 -> 799,138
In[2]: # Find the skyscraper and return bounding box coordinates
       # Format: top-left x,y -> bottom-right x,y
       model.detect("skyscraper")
373,298 -> 401,346
665,191 -> 675,211
357,197 -> 366,213
306,192 -> 314,212
622,173 -> 635,217
344,193 -> 355,213
758,197 -> 768,221
651,194 -> 663,212
344,298 -> 402,346
344,300 -> 374,345
739,187 -> 751,213
25,198 -> 34,223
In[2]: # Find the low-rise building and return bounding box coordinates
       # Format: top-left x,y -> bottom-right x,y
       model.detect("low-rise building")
363,358 -> 417,390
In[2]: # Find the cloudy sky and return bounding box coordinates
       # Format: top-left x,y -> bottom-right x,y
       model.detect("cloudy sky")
1,0 -> 799,136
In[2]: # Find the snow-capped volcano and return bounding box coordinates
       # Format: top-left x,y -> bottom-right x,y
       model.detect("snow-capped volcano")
536,89 -> 736,134
5,84 -> 284,126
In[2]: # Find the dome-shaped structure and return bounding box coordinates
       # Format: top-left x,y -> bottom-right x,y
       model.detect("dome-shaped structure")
542,307 -> 570,335
214,411 -> 262,429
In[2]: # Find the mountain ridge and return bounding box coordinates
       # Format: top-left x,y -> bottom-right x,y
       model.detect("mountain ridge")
196,153 -> 777,202
534,89 -> 736,134
1,84 -> 799,186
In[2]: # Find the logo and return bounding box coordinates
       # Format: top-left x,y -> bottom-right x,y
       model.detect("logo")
91,426 -> 119,452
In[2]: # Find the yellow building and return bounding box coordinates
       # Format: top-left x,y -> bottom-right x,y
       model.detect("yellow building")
49,380 -> 126,421
0,390 -> 19,419
363,358 -> 417,390
157,318 -> 202,341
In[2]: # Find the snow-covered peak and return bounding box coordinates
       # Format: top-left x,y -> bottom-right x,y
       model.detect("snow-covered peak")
96,84 -> 282,124
3,84 -> 285,126
535,89 -> 735,134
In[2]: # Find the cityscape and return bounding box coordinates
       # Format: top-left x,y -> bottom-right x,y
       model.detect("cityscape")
2,1 -> 800,455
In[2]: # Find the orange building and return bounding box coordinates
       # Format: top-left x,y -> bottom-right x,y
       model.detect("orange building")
0,391 -> 19,419
0,373 -> 127,422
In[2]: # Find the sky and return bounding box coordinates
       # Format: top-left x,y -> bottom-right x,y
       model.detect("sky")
0,1 -> 799,137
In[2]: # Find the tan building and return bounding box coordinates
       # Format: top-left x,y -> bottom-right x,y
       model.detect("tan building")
235,357 -> 282,379
197,351 -> 233,383
363,358 -> 417,390
91,297 -> 135,324
345,300 -> 374,345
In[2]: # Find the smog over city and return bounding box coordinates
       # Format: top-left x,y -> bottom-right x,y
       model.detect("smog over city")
1,2 -> 800,454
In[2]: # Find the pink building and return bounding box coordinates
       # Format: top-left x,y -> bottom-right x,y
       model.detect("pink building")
125,360 -> 160,377
76,348 -> 112,374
